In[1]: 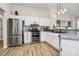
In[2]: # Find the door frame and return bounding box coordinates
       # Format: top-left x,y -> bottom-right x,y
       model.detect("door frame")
0,7 -> 5,49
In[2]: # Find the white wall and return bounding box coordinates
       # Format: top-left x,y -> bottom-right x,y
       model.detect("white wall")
71,16 -> 76,29
0,3 -> 10,48
10,4 -> 49,18
49,8 -> 57,29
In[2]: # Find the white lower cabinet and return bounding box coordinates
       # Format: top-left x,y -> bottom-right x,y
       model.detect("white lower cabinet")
24,31 -> 59,50
40,32 -> 46,42
24,32 -> 32,44
46,32 -> 59,49
41,32 -> 59,49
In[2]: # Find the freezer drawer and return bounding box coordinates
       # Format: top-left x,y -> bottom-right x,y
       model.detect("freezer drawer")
8,36 -> 22,47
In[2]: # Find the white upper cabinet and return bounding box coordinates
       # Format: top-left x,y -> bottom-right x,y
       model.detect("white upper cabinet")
24,16 -> 50,26
9,15 -> 25,20
30,16 -> 40,25
9,15 -> 50,26
39,18 -> 50,26
25,16 -> 30,25
25,16 -> 40,25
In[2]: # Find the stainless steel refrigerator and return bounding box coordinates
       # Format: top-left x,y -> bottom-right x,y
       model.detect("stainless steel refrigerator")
7,18 -> 22,47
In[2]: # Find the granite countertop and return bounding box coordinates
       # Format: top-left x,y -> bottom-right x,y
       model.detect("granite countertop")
60,31 -> 79,41
44,30 -> 79,41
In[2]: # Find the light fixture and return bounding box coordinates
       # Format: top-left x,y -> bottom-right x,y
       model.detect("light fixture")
53,3 -> 67,17
62,10 -> 65,14
60,9 -> 63,12
64,9 -> 67,12
62,9 -> 67,14
58,11 -> 61,15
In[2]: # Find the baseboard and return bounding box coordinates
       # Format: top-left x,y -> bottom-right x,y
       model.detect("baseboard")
3,45 -> 8,49
45,41 -> 60,54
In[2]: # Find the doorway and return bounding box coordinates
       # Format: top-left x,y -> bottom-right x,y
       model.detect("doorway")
0,18 -> 3,49
0,7 -> 4,49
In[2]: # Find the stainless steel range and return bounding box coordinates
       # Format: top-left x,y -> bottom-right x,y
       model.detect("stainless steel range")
30,24 -> 40,43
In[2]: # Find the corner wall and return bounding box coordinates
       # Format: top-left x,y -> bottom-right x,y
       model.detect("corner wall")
0,3 -> 10,48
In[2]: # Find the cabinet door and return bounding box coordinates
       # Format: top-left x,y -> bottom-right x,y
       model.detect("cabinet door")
39,18 -> 45,26
25,16 -> 30,25
39,18 -> 50,26
30,17 -> 40,25
46,32 -> 59,49
25,16 -> 40,25
40,32 -> 46,42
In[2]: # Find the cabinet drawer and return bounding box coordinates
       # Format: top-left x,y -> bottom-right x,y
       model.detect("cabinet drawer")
24,34 -> 31,36
24,32 -> 32,44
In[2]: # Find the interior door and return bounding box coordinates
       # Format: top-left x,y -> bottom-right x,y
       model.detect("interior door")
0,18 -> 3,49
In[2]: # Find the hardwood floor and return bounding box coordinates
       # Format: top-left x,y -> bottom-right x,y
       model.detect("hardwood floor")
0,40 -> 3,49
0,42 -> 59,56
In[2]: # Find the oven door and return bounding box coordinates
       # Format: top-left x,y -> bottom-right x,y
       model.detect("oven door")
32,32 -> 40,43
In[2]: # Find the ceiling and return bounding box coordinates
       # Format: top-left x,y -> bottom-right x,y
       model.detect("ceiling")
11,3 -> 57,9
11,3 -> 79,16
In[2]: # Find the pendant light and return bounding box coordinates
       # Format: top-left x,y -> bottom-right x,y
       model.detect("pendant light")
53,3 -> 67,18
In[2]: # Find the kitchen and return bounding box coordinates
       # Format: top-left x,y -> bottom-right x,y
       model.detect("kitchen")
0,3 -> 79,56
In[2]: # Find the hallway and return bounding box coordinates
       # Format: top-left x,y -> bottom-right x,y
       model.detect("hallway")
0,40 -> 3,49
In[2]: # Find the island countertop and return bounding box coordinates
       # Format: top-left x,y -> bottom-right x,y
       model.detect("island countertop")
42,30 -> 79,41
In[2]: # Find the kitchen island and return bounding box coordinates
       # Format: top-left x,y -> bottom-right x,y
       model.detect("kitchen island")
41,30 -> 79,56
59,31 -> 79,56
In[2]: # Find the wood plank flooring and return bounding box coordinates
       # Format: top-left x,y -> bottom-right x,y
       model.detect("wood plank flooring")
0,42 -> 59,56
0,40 -> 3,49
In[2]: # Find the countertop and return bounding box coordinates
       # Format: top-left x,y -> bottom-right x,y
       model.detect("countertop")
42,30 -> 79,41
60,31 -> 79,41
25,29 -> 79,41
